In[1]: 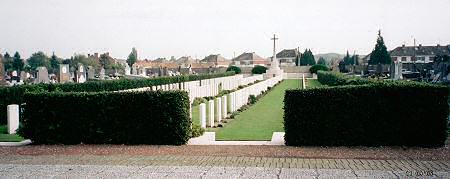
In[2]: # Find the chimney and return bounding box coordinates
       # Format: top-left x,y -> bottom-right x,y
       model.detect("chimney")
94,53 -> 99,58
402,44 -> 405,48
437,44 -> 440,47
419,44 -> 422,47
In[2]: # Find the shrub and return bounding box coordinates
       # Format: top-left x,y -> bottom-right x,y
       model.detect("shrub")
248,95 -> 257,105
284,82 -> 449,147
192,97 -> 207,106
226,66 -> 241,74
0,72 -> 234,124
191,124 -> 205,138
309,64 -> 330,74
18,91 -> 191,145
317,71 -> 371,86
251,65 -> 268,74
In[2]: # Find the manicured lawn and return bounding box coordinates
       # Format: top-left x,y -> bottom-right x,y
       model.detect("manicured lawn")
215,80 -> 301,140
307,79 -> 325,88
0,125 -> 25,142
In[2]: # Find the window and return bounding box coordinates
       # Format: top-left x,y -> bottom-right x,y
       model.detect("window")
401,57 -> 407,62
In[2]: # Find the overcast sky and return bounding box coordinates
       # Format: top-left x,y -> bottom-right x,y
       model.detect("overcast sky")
1,0 -> 449,60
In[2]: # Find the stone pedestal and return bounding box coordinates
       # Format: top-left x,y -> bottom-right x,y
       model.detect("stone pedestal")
7,104 -> 19,134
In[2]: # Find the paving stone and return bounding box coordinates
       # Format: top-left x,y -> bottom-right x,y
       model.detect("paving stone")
317,169 -> 356,177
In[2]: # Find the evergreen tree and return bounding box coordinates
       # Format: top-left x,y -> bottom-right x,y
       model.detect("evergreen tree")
127,47 -> 138,67
351,54 -> 359,65
12,52 -> 24,71
49,53 -> 61,74
3,52 -> 13,72
343,51 -> 353,65
369,30 -> 391,65
300,49 -> 316,66
317,57 -> 327,66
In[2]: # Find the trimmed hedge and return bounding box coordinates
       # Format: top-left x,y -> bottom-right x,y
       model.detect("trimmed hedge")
0,72 -> 234,124
284,82 -> 449,147
317,71 -> 370,86
309,64 -> 329,74
18,91 -> 191,145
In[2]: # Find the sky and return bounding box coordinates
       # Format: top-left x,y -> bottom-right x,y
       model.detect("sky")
1,0 -> 450,60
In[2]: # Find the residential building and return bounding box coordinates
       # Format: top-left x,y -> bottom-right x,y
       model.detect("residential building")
231,52 -> 270,67
390,44 -> 450,64
200,54 -> 231,68
276,49 -> 300,67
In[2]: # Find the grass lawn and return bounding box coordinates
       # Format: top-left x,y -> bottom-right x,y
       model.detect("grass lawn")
215,79 -> 301,140
0,125 -> 25,142
307,79 -> 325,88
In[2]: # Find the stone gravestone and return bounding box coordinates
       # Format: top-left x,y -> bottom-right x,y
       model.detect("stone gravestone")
20,71 -> 28,82
7,104 -> 19,134
59,64 -> 71,83
99,68 -> 105,80
77,64 -> 86,83
209,100 -> 215,128
199,103 -> 206,129
87,66 -> 95,79
125,65 -> 131,75
35,67 -> 50,83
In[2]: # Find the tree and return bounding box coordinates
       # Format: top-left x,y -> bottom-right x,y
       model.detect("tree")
251,65 -> 267,74
49,53 -> 62,74
351,54 -> 359,65
69,54 -> 99,72
127,47 -> 138,67
12,52 -> 24,71
369,30 -> 391,74
3,52 -> 13,72
27,51 -> 50,71
226,66 -> 241,74
300,49 -> 316,66
343,51 -> 354,65
100,53 -> 113,69
317,57 -> 327,66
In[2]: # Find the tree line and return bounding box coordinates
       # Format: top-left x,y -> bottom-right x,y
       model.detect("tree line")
1,48 -> 138,75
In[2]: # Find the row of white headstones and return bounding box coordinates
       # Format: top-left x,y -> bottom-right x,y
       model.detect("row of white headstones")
198,75 -> 283,128
5,74 -> 282,135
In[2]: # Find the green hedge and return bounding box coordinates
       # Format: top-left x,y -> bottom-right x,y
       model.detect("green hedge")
19,91 -> 191,145
284,82 -> 449,147
0,72 -> 234,124
317,71 -> 370,86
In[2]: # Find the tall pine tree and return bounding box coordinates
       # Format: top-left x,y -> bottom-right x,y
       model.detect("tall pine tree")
300,49 -> 316,66
127,47 -> 138,67
3,52 -> 13,72
12,52 -> 24,71
369,30 -> 391,65
49,52 -> 61,74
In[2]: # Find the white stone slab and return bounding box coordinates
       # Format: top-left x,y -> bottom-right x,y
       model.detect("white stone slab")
7,104 -> 19,134
200,103 -> 206,129
208,100 -> 214,128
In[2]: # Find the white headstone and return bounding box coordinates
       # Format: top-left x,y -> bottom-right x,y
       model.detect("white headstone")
7,104 -> 19,134
200,103 -> 206,129
222,96 -> 227,117
216,98 -> 222,123
209,100 -> 214,127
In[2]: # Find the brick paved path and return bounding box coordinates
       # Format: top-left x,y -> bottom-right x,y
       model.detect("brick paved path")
1,155 -> 449,178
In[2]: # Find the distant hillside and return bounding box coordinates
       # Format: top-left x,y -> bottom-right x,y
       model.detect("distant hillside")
314,53 -> 345,61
